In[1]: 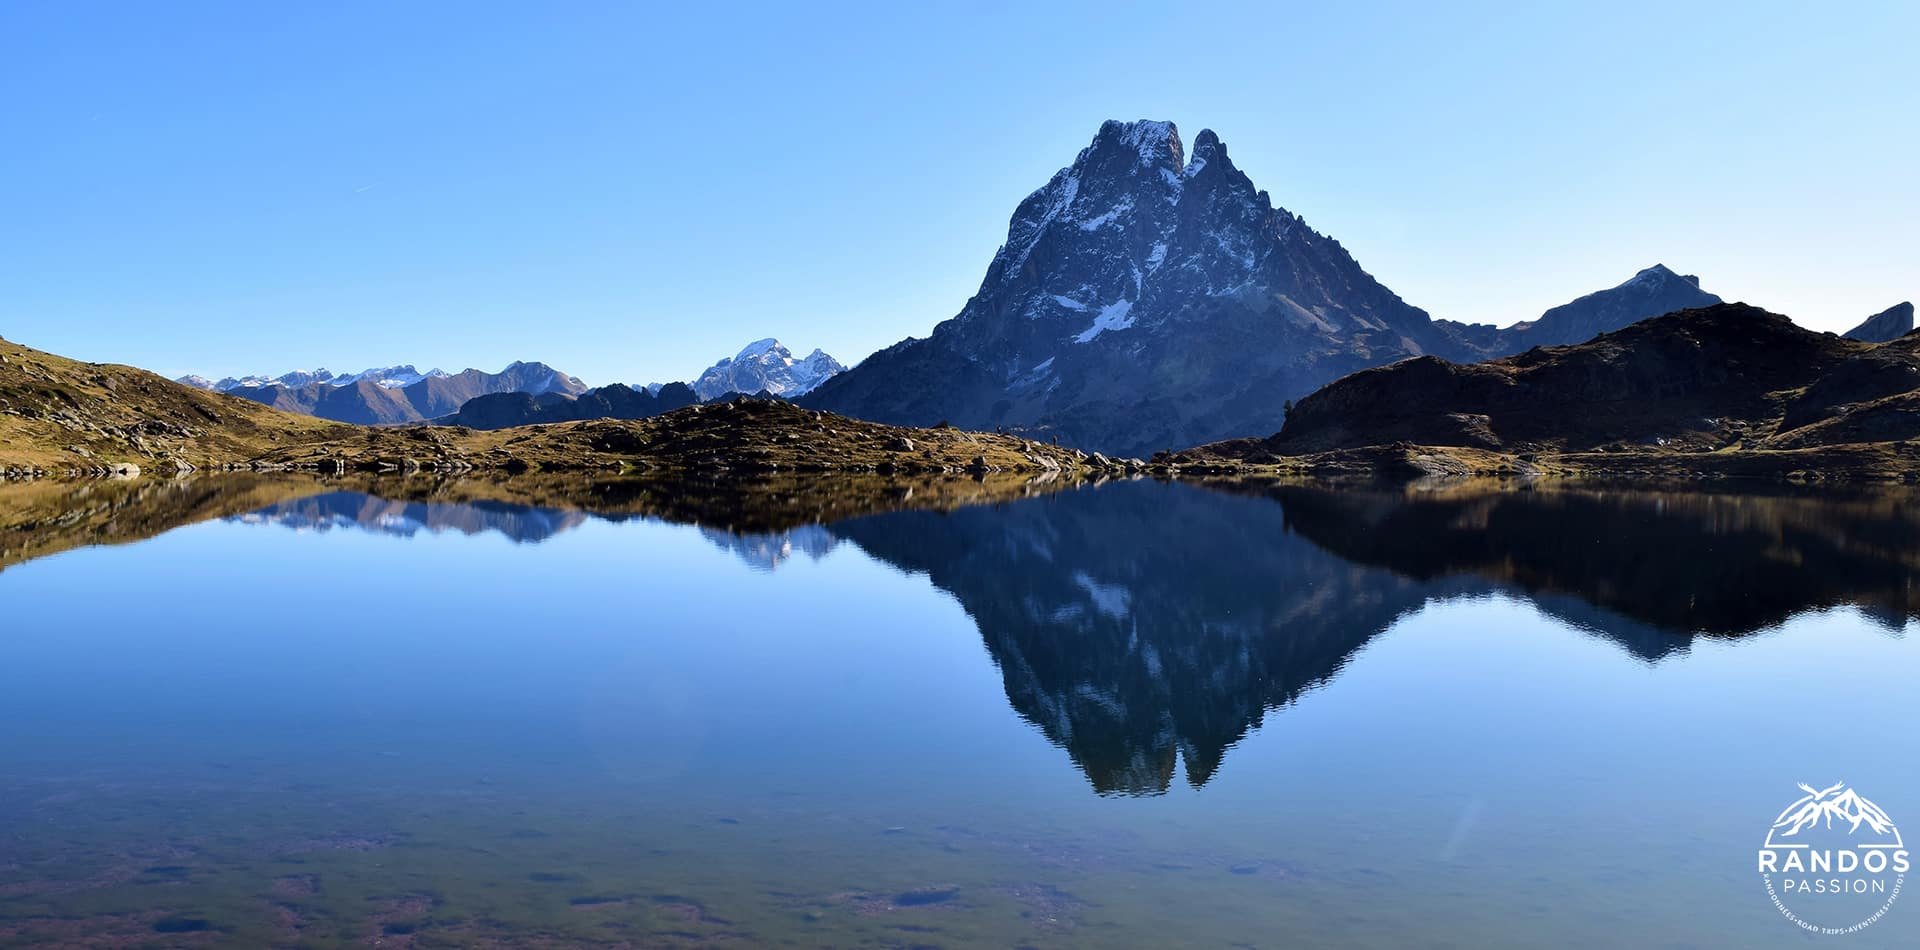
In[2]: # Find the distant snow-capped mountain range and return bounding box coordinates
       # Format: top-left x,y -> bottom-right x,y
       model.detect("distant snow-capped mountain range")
177,341 -> 846,425
177,365 -> 452,393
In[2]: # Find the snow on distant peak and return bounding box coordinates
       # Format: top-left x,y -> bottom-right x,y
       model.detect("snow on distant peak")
691,339 -> 846,400
735,338 -> 784,360
331,365 -> 433,388
1622,264 -> 1684,290
201,368 -> 334,391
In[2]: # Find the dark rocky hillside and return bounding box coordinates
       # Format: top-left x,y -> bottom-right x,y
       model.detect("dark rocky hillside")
1182,303 -> 1920,480
443,382 -> 698,430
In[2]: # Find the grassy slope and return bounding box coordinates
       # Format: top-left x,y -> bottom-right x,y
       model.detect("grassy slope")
0,335 -> 348,471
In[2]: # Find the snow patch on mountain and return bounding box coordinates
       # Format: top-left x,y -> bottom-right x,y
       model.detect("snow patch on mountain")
1079,196 -> 1134,231
189,369 -> 336,391
330,365 -> 453,389
1073,300 -> 1136,343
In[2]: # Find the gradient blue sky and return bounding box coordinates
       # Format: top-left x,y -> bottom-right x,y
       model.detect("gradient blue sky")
2,1 -> 1914,385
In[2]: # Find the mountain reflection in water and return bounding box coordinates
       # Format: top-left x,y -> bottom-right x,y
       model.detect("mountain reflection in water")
232,491 -> 592,543
5,475 -> 1916,797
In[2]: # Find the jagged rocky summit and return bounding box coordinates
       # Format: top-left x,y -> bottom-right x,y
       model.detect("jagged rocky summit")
691,339 -> 843,400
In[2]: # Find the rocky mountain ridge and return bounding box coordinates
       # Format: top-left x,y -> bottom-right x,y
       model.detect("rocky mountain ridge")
1182,302 -> 1920,480
1844,302 -> 1916,343
802,120 -> 1750,455
691,339 -> 844,400
443,382 -> 699,430
177,365 -> 453,393
218,361 -> 589,425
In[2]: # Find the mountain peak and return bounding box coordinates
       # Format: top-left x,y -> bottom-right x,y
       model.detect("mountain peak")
736,338 -> 785,360
1626,264 -> 1700,289
1185,128 -> 1226,172
692,340 -> 844,400
1091,119 -> 1184,170
805,124 -> 1741,456
1843,301 -> 1916,342
1499,264 -> 1722,348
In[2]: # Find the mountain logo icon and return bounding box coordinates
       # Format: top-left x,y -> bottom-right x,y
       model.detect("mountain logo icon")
1765,782 -> 1904,849
1756,781 -> 1908,936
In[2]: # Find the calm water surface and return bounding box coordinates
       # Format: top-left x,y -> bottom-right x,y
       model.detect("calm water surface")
1,478 -> 1916,947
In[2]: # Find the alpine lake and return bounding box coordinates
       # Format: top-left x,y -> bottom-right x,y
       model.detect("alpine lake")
1,472 -> 1916,948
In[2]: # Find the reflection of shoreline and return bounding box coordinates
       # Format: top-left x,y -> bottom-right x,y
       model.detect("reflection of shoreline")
0,471 -> 1077,575
822,480 -> 1920,794
4,473 -> 1917,797
1239,483 -> 1920,641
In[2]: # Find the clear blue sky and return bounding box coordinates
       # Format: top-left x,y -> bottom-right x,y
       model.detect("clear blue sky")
2,1 -> 1914,385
